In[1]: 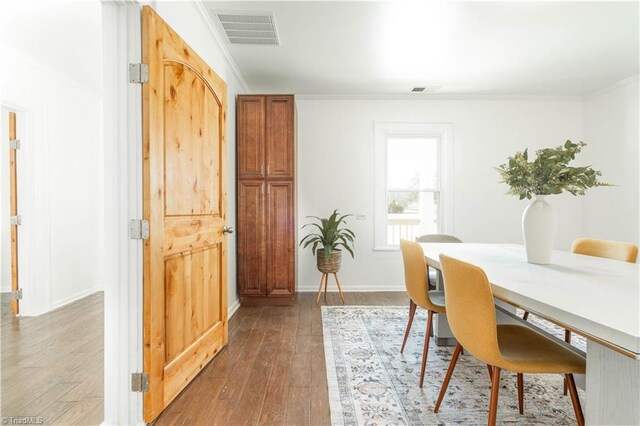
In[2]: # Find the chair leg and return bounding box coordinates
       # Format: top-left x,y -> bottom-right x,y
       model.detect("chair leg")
563,330 -> 572,395
333,273 -> 346,305
400,300 -> 417,353
488,367 -> 501,426
523,311 -> 529,321
565,374 -> 585,426
517,373 -> 524,415
315,273 -> 326,305
486,365 -> 493,380
419,310 -> 434,388
434,343 -> 462,412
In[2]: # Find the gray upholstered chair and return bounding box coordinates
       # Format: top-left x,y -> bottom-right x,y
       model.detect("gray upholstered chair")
415,234 -> 463,288
415,234 -> 463,244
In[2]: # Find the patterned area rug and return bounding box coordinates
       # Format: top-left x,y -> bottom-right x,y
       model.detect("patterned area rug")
322,306 -> 586,425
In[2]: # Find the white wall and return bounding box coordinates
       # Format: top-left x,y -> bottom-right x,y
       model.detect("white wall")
0,0 -> 103,314
583,78 -> 639,247
296,98 -> 585,290
151,1 -> 248,315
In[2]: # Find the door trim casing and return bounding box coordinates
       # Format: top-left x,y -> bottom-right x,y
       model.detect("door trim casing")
102,2 -> 144,425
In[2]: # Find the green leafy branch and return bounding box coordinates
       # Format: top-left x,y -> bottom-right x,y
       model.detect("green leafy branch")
496,140 -> 610,200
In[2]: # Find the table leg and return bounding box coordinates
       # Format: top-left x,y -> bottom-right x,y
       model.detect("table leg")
432,269 -> 456,346
586,340 -> 640,425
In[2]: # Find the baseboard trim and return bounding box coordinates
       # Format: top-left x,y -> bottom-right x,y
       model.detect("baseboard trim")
228,298 -> 241,319
51,287 -> 102,311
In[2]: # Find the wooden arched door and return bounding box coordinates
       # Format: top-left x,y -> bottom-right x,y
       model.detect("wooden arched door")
142,6 -> 228,422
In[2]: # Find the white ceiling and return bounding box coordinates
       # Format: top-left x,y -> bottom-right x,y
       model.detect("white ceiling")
204,1 -> 639,96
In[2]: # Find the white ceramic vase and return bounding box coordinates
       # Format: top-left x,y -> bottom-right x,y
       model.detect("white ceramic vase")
522,195 -> 557,264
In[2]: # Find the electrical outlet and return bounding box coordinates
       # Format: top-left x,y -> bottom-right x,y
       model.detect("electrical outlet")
356,213 -> 366,220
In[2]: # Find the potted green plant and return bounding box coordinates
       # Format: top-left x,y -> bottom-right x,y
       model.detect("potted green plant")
299,209 -> 355,273
496,140 -> 609,264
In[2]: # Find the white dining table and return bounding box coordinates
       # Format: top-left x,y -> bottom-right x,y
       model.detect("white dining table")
421,243 -> 640,426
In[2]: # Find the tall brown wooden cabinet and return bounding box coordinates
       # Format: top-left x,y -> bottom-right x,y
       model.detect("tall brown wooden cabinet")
237,95 -> 296,305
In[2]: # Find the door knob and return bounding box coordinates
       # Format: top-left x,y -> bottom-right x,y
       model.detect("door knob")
223,226 -> 234,235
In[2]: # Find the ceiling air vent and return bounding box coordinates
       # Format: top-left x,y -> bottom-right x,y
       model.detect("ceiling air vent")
410,86 -> 442,93
216,12 -> 279,45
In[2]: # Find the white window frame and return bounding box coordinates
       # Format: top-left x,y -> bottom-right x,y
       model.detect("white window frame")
373,122 -> 454,251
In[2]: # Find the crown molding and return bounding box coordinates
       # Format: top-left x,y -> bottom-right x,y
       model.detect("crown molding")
192,0 -> 250,93
584,75 -> 639,100
294,93 -> 584,102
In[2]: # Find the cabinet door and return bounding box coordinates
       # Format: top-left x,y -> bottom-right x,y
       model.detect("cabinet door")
238,96 -> 265,179
265,96 -> 294,178
238,181 -> 266,296
266,181 -> 295,297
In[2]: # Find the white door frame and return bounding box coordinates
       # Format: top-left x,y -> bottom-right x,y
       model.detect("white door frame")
101,1 -> 144,424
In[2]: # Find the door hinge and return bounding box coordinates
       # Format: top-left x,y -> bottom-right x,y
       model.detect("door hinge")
12,288 -> 23,300
10,215 -> 21,226
128,63 -> 148,84
129,219 -> 149,240
131,372 -> 149,392
9,139 -> 20,150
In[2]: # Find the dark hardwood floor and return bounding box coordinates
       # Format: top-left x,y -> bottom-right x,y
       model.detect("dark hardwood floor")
155,291 -> 409,425
1,292 -> 103,425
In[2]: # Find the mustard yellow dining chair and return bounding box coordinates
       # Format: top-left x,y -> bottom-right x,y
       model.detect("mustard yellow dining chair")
436,255 -> 586,426
522,237 -> 638,394
399,239 -> 446,388
571,237 -> 638,263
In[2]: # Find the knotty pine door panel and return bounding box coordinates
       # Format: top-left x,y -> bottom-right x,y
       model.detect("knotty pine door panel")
163,63 -> 221,216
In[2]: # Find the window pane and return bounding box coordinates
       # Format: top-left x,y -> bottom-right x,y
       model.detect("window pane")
387,138 -> 439,189
387,191 -> 439,245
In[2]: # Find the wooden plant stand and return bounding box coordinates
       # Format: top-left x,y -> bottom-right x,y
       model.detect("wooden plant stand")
315,272 -> 346,305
